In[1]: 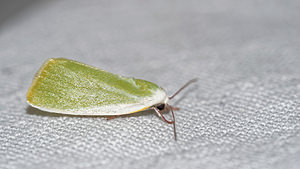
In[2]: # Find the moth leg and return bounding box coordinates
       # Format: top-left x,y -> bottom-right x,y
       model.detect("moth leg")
153,107 -> 173,124
106,116 -> 118,120
161,106 -> 179,112
171,107 -> 180,111
153,106 -> 177,140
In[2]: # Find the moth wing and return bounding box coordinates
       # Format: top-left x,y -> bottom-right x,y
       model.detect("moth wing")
27,58 -> 167,115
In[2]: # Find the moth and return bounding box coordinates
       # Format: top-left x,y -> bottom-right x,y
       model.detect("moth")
27,58 -> 196,140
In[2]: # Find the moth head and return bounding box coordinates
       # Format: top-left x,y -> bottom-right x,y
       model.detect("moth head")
155,103 -> 165,111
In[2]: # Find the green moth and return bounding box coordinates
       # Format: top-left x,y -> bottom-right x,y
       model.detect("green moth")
27,58 -> 196,139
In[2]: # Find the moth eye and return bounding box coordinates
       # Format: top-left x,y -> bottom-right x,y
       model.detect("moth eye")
156,104 -> 165,110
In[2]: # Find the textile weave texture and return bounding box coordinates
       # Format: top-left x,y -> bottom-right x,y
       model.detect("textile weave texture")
0,0 -> 299,169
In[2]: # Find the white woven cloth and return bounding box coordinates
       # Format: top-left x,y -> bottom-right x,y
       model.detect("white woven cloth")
0,0 -> 299,169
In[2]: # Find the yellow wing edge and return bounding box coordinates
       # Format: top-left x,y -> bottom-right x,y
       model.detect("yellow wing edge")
128,106 -> 151,114
27,58 -> 55,101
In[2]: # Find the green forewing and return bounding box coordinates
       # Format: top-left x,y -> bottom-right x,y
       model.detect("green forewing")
27,58 -> 161,111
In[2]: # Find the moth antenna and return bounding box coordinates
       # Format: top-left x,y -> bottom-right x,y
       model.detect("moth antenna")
169,78 -> 198,100
153,106 -> 177,140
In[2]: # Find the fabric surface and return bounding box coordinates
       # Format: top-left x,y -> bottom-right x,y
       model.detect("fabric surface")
0,0 -> 299,169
